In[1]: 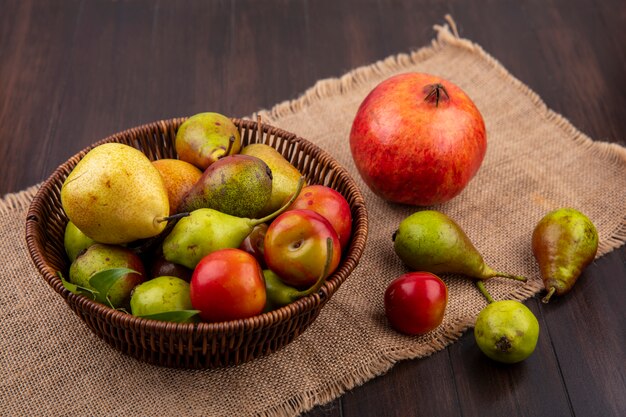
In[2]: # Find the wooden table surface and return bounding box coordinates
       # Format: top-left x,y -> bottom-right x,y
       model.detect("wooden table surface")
2,1 -> 624,416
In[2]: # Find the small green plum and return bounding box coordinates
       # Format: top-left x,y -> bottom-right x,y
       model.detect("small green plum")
474,300 -> 539,364
130,276 -> 193,319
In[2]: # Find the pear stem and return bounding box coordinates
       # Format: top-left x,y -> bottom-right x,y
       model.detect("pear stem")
475,281 -> 495,304
226,135 -> 236,156
251,176 -> 305,226
493,272 -> 527,282
217,136 -> 236,160
542,287 -> 556,304
155,212 -> 190,223
298,238 -> 334,298
483,265 -> 527,282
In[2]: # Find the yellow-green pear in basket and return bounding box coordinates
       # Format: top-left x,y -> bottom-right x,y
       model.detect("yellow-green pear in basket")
61,143 -> 170,244
240,143 -> 305,216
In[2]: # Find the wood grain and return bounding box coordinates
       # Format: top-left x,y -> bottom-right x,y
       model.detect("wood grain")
1,1 -> 624,416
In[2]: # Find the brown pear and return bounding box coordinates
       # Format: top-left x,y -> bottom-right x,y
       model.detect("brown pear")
532,208 -> 598,303
178,154 -> 273,219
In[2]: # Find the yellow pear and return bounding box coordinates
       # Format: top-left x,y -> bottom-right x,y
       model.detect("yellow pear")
61,143 -> 170,244
240,143 -> 305,216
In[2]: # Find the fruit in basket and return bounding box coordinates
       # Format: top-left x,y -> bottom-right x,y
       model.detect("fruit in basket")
64,221 -> 96,261
61,143 -> 170,244
163,177 -> 305,269
152,159 -> 203,214
264,209 -> 341,288
179,154 -> 273,218
532,208 -> 598,303
238,223 -> 268,268
130,276 -> 193,319
349,72 -> 486,206
241,143 -> 304,216
176,112 -> 241,170
393,210 -> 526,282
69,244 -> 145,308
288,185 -> 353,250
190,248 -> 266,322
384,272 -> 448,335
263,238 -> 334,311
474,300 -> 539,363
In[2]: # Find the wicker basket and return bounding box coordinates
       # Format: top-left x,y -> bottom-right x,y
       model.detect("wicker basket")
25,117 -> 368,369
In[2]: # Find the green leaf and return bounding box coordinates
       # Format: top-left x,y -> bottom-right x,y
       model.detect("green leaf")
88,268 -> 138,304
137,310 -> 200,323
58,271 -> 97,299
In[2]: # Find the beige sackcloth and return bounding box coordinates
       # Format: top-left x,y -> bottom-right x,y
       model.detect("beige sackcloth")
2,18 -> 626,417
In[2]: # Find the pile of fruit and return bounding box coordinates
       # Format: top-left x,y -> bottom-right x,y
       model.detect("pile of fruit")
60,112 -> 353,323
350,72 -> 599,363
60,71 -> 601,366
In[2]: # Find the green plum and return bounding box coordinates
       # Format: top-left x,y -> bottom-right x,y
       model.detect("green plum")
474,300 -> 539,364
130,276 -> 193,320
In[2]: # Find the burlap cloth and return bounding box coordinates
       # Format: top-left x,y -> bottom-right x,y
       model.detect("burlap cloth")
2,20 -> 626,417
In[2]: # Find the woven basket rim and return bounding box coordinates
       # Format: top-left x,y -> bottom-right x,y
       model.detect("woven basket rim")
25,116 -> 369,339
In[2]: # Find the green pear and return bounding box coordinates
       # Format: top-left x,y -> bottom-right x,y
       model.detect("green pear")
175,112 -> 241,170
240,144 -> 304,216
532,208 -> 598,303
178,154 -> 272,218
163,177 -> 305,269
64,220 -> 96,261
61,143 -> 170,244
69,243 -> 146,309
393,210 -> 526,282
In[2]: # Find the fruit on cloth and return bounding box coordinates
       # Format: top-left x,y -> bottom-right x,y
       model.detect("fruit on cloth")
532,208 -> 598,303
393,210 -> 526,282
350,72 -> 486,206
288,185 -> 353,250
190,249 -> 266,322
152,159 -> 202,215
175,112 -> 241,170
61,143 -> 170,244
384,272 -> 448,335
474,300 -> 539,363
69,243 -> 145,309
264,209 -> 341,288
130,276 -> 193,319
241,143 -> 304,216
179,154 -> 273,218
